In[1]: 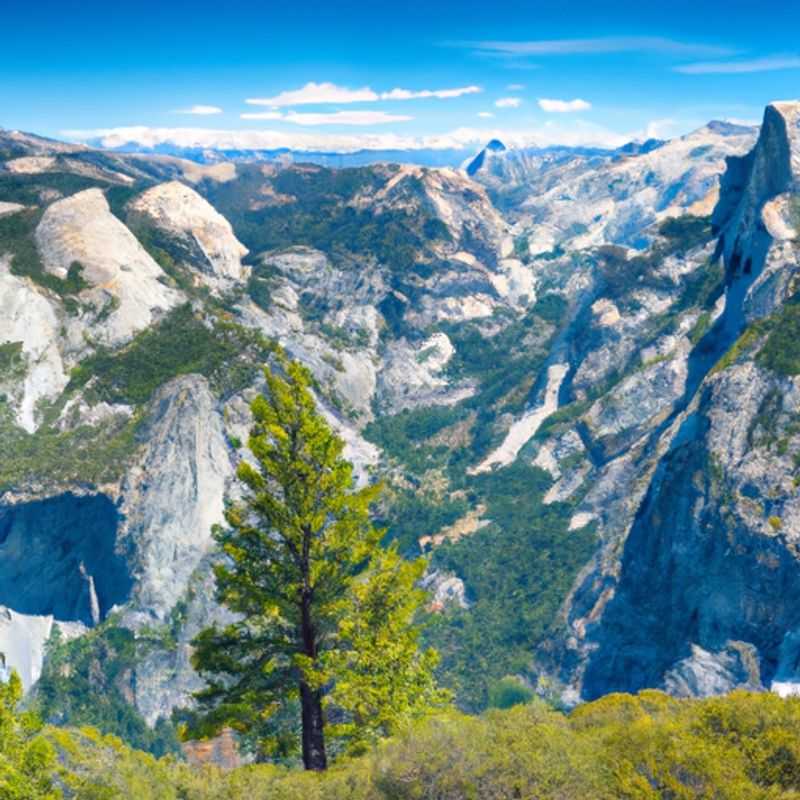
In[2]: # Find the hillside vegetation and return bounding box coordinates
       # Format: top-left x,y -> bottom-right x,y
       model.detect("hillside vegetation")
10,687 -> 800,798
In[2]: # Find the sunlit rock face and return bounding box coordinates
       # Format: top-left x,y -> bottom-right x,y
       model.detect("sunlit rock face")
128,181 -> 248,290
119,374 -> 234,625
35,188 -> 182,345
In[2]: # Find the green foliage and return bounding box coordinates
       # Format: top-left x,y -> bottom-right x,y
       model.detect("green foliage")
533,293 -> 568,324
105,184 -> 146,221
188,358 -> 445,769
487,676 -> 535,710
36,690 -> 800,799
0,671 -> 60,799
427,463 -> 596,711
757,302 -> 800,376
246,259 -> 280,312
363,405 -> 465,473
658,214 -> 713,249
0,341 -> 25,379
325,547 -> 449,755
0,401 -> 140,493
0,209 -> 90,298
0,171 -> 104,205
33,624 -> 181,758
713,321 -> 767,374
202,165 -> 447,274
69,304 -> 275,405
376,489 -> 469,556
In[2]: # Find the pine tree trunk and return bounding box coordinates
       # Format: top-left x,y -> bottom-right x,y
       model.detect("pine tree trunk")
299,680 -> 327,771
299,565 -> 327,771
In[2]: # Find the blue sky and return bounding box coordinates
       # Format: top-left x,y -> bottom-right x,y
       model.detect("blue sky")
2,0 -> 799,151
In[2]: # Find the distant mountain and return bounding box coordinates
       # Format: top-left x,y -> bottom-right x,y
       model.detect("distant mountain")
75,138 -> 474,169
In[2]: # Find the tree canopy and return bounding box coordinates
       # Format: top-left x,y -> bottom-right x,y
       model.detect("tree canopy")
187,358 -> 446,769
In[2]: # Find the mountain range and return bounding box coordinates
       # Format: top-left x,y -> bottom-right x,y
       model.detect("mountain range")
0,102 -> 798,753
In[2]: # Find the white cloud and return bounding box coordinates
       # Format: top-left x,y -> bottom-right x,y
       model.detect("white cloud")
674,55 -> 800,74
175,105 -> 223,115
380,86 -> 481,100
538,98 -> 591,113
240,110 -> 412,125
495,97 -> 522,108
506,83 -> 525,91
247,82 -> 378,106
61,117 -> 639,154
477,111 -> 494,118
458,37 -> 736,58
246,81 -> 481,106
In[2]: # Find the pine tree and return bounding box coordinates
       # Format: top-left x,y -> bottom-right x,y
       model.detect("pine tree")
188,358 -> 446,770
0,670 -> 59,799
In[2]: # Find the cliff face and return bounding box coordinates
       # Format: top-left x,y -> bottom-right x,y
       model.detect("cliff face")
547,101 -> 800,702
1,106 -> 799,734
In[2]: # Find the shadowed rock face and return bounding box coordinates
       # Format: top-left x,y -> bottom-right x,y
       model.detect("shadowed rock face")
534,101 -> 800,703
0,493 -> 131,625
582,399 -> 800,699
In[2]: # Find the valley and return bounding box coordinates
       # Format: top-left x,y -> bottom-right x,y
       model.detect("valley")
1,100 -> 800,770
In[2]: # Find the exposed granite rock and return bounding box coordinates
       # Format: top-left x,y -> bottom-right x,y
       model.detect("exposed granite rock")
0,257 -> 67,432
664,642 -> 762,697
119,375 -> 234,624
35,188 -> 182,344
129,181 -> 248,290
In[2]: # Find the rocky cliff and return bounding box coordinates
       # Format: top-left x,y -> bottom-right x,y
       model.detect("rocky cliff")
1,106 -> 798,743
536,101 -> 800,703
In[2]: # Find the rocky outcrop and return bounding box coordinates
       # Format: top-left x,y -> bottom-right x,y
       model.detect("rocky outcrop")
541,101 -> 800,704
119,375 -> 234,624
713,102 -> 800,320
35,188 -> 182,344
580,364 -> 800,699
0,257 -> 67,432
472,122 -> 757,254
129,181 -> 248,290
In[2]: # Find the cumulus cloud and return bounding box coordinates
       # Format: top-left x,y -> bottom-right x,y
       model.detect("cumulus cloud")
477,111 -> 494,118
495,97 -> 522,108
457,37 -> 736,58
538,98 -> 591,113
246,81 -> 481,106
175,105 -> 223,115
240,110 -> 412,125
674,55 -> 800,74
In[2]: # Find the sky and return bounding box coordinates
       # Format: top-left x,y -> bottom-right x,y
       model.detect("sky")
2,0 -> 800,153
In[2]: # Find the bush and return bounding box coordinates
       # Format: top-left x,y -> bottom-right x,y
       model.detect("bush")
488,677 -> 535,710
38,691 -> 800,799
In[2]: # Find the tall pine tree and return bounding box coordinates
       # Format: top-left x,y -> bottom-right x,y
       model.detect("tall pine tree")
188,358 -> 446,770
